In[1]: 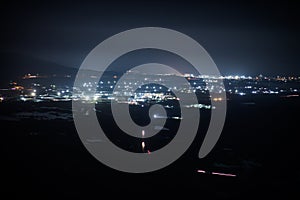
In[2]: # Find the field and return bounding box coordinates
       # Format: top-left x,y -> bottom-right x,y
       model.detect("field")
1,95 -> 299,199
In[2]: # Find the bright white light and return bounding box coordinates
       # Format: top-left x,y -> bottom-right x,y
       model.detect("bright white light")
212,172 -> 236,177
172,116 -> 181,120
142,130 -> 145,137
197,170 -> 206,173
142,142 -> 145,151
31,92 -> 36,97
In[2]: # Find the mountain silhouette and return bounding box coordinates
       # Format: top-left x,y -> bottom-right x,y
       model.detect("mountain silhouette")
0,52 -> 78,86
0,52 -> 122,87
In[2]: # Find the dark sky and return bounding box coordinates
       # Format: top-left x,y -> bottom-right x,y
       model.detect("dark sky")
1,0 -> 299,76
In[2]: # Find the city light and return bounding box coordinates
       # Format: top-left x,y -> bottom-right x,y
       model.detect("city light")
0,72 -> 299,103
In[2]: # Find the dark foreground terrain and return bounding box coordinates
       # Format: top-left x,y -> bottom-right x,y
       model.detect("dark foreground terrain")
1,95 -> 299,199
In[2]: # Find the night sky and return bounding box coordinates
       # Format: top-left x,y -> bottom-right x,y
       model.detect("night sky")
1,0 -> 299,77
